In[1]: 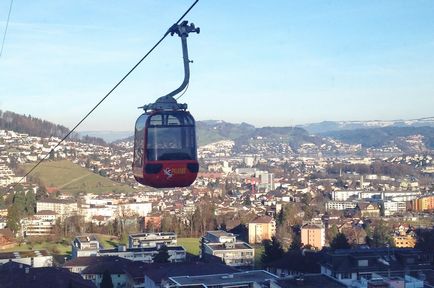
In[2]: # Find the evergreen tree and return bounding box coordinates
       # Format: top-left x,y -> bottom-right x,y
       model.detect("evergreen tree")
289,233 -> 302,251
330,233 -> 351,250
25,190 -> 36,215
261,236 -> 284,266
153,245 -> 170,263
100,270 -> 114,288
13,189 -> 26,216
6,205 -> 20,234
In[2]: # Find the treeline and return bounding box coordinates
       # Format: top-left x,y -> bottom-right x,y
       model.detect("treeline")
0,110 -> 106,146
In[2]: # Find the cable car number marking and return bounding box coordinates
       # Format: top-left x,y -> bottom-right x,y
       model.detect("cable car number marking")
163,167 -> 186,179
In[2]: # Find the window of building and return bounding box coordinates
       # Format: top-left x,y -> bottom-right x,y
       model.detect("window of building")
358,260 -> 368,267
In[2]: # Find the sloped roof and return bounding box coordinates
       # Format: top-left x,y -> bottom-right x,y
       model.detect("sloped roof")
0,266 -> 96,288
250,215 -> 274,224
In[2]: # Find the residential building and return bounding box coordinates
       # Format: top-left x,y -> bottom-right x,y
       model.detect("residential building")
275,275 -> 346,288
321,248 -> 431,287
358,202 -> 381,218
301,223 -> 325,250
255,170 -> 274,192
34,210 -> 58,221
64,256 -> 121,274
201,230 -> 255,268
0,262 -> 96,288
393,234 -> 416,248
98,245 -> 186,263
412,195 -> 434,211
36,199 -> 78,219
142,262 -> 238,288
332,190 -> 360,201
117,202 -> 152,217
382,200 -> 407,216
248,215 -> 276,244
65,256 -> 144,288
128,232 -> 177,248
325,201 -> 358,211
0,250 -> 53,267
71,235 -> 100,259
21,216 -> 55,237
361,190 -> 421,202
168,270 -> 279,288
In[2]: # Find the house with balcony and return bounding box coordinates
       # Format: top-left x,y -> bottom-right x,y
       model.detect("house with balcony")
201,230 -> 254,268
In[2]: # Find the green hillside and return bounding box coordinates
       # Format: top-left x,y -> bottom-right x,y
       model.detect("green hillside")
22,160 -> 134,195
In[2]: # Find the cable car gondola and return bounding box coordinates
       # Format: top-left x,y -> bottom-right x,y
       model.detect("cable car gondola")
133,21 -> 200,188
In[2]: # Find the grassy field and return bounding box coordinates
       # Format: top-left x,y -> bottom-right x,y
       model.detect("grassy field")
1,241 -> 71,255
22,160 -> 134,195
97,234 -> 125,248
178,238 -> 200,256
1,234 -> 122,253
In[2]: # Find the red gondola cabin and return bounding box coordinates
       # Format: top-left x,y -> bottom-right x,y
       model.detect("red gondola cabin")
133,110 -> 199,188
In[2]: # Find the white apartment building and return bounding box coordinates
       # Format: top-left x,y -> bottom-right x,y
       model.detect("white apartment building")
36,199 -> 78,219
117,202 -> 152,217
71,235 -> 100,259
128,232 -> 177,248
332,190 -> 360,201
202,231 -> 255,268
99,245 -> 186,263
21,217 -> 55,237
325,201 -> 358,211
382,200 -> 407,216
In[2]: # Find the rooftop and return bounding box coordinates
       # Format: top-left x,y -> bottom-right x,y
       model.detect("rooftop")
205,242 -> 253,251
129,232 -> 176,238
170,270 -> 278,286
206,231 -> 235,238
143,262 -> 237,283
276,275 -> 346,288
99,245 -> 185,254
0,250 -> 50,260
0,264 -> 95,288
250,215 -> 274,224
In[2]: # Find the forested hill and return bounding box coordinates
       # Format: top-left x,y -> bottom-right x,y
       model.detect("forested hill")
322,126 -> 434,149
0,110 -> 106,145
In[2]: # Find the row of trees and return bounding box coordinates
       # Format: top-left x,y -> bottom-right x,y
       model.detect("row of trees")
0,110 -> 106,145
5,185 -> 36,234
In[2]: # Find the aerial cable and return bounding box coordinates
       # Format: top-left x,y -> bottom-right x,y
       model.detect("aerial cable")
10,0 -> 199,190
176,82 -> 189,100
0,0 -> 14,59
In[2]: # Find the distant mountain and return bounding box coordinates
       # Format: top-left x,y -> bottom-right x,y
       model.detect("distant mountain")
78,131 -> 133,143
196,120 -> 255,146
299,117 -> 434,134
233,126 -> 322,155
322,126 -> 434,150
112,120 -> 317,151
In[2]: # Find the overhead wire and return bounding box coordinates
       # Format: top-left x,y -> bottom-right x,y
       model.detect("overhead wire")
10,0 -> 199,190
0,0 -> 14,59
176,82 -> 189,100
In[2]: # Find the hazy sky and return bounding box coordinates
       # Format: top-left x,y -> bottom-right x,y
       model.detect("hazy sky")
1,1 -> 433,131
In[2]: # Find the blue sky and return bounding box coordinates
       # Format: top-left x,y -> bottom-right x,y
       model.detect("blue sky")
0,1 -> 433,131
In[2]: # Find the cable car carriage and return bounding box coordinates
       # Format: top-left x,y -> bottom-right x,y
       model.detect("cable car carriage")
133,21 -> 200,188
